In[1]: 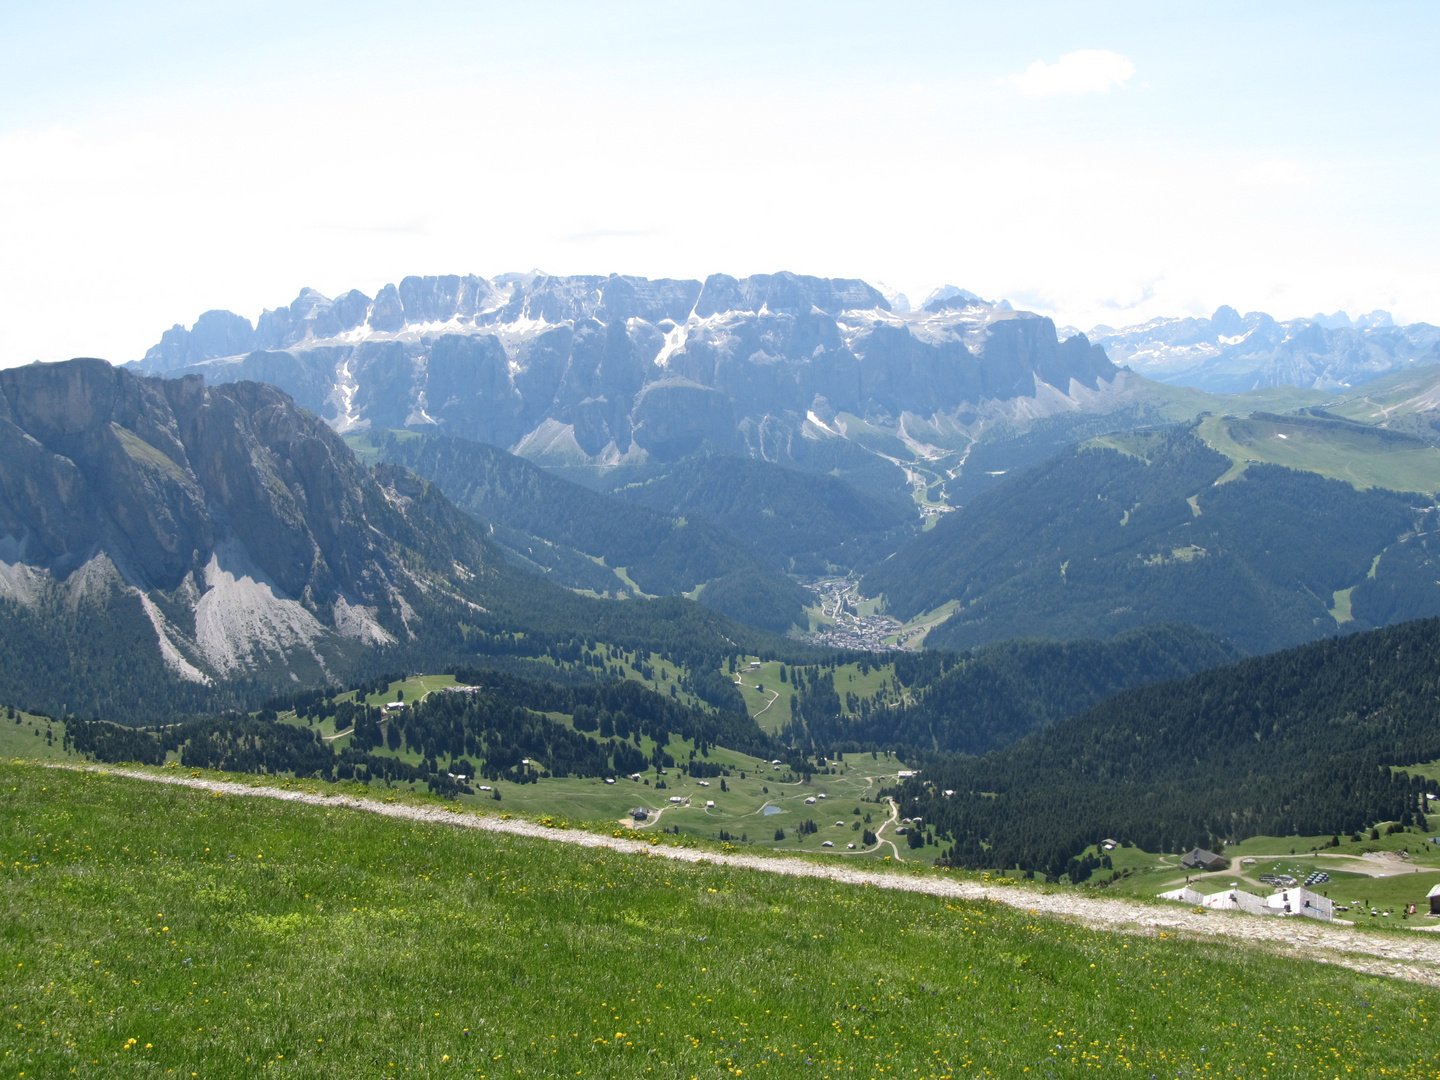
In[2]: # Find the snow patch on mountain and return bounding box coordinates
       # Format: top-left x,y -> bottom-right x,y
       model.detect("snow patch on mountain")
1090,307 -> 1440,392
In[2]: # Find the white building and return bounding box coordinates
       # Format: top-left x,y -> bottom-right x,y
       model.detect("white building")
1202,888 -> 1273,917
1157,886 -> 1206,905
1267,887 -> 1335,921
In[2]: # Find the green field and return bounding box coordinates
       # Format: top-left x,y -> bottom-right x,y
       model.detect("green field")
0,707 -> 71,762
728,660 -> 795,731
729,658 -> 908,735
5,761 -> 1440,1079
1325,363 -> 1440,427
1194,412 -> 1440,493
1140,378 -> 1334,422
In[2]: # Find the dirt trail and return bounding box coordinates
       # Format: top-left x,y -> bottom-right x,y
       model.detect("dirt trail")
733,676 -> 780,721
65,765 -> 1440,988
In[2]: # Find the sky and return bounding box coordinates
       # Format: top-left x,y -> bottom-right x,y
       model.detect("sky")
1,1 -> 1437,366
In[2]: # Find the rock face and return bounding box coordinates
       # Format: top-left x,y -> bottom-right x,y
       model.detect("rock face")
138,272 -> 1120,479
0,358 -> 505,690
1088,306 -> 1440,393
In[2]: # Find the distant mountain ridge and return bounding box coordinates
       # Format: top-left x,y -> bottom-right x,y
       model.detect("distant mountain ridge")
1086,305 -> 1440,393
136,272 -> 1440,518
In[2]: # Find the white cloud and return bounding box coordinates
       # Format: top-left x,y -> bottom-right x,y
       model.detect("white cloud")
1010,50 -> 1136,97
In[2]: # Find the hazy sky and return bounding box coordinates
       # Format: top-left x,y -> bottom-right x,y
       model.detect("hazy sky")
2,1 -> 1437,366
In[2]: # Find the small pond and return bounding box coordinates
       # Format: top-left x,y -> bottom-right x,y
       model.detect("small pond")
762,804 -> 782,816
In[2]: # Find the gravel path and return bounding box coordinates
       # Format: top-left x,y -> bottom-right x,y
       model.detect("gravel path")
70,765 -> 1440,988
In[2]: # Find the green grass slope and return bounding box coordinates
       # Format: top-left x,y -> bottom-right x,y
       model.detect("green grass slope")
1195,411 -> 1440,494
5,762 -> 1440,1078
936,375 -> 1333,507
1324,361 -> 1440,440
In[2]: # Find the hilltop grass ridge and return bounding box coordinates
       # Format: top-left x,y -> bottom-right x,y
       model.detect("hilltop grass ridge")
4,760 -> 1440,1079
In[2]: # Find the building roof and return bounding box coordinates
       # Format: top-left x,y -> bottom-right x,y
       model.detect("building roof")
1181,847 -> 1225,866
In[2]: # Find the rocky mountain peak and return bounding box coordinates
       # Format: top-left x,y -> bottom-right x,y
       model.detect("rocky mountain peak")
135,270 -> 1122,476
0,358 -> 512,689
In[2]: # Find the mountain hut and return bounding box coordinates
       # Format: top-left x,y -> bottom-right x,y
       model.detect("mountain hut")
1180,848 -> 1228,872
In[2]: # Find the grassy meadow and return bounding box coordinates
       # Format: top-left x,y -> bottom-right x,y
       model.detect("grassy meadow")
728,657 -> 907,735
271,671 -> 920,860
0,707 -> 70,762
5,760 -> 1440,1079
1194,413 -> 1440,494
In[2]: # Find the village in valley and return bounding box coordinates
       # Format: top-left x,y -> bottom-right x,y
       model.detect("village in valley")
803,577 -> 908,651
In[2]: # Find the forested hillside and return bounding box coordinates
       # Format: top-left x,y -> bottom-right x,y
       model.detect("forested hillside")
67,663 -> 775,794
901,616 -> 1440,878
864,425 -> 1438,653
785,624 -> 1239,756
354,430 -> 813,632
603,449 -> 916,574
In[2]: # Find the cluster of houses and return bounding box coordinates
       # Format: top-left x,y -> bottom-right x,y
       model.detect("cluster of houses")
1159,847 -> 1340,920
1160,847 -> 1440,922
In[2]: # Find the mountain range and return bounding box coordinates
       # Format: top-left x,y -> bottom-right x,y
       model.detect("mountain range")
134,273 -> 1440,514
8,269 -> 1440,720
1086,305 -> 1439,393
132,272 -> 1131,504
